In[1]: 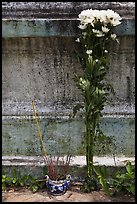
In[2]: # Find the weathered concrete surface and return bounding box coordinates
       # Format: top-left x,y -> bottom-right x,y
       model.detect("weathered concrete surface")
2,116 -> 135,156
2,19 -> 135,38
2,156 -> 135,167
2,37 -> 82,113
2,37 -> 135,115
2,2 -> 135,172
2,2 -> 135,19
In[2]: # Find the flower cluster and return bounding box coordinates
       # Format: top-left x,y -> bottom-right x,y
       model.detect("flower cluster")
77,9 -> 122,41
78,8 -> 122,28
76,9 -> 122,64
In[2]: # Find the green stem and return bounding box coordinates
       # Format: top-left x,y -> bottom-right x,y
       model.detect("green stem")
86,117 -> 91,178
91,115 -> 96,169
86,112 -> 96,179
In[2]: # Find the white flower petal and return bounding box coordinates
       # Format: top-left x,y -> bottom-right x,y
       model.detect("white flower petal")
86,50 -> 93,55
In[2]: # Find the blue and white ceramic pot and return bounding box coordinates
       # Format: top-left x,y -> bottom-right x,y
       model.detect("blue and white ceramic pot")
45,174 -> 71,195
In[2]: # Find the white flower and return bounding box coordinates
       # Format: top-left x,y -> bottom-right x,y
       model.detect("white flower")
78,9 -> 93,23
104,50 -> 108,53
111,33 -> 117,40
92,29 -> 101,34
78,9 -> 101,28
96,33 -> 105,37
75,38 -> 80,42
86,50 -> 92,55
92,29 -> 105,37
79,77 -> 83,82
102,26 -> 110,33
83,17 -> 95,27
95,59 -> 99,62
106,9 -> 122,26
99,9 -> 122,26
78,24 -> 87,30
110,19 -> 121,26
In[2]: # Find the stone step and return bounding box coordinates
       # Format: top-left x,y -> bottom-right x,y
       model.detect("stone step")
2,155 -> 135,180
2,155 -> 135,167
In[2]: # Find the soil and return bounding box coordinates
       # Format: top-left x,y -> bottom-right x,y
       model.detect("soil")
2,185 -> 135,202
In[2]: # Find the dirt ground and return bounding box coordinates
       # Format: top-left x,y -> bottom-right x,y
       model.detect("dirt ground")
2,185 -> 135,202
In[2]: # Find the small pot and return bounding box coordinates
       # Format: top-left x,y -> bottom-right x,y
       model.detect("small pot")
45,174 -> 71,195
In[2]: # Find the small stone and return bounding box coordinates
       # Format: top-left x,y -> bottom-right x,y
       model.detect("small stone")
8,189 -> 15,193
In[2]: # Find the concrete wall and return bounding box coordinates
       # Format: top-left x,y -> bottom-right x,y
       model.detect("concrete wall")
2,2 -> 135,163
2,36 -> 135,115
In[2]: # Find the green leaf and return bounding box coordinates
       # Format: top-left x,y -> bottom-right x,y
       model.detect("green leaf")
2,175 -> 7,183
93,166 -> 102,177
32,185 -> 38,192
12,178 -> 17,184
99,176 -> 112,196
12,168 -> 17,178
100,166 -> 108,178
20,180 -> 24,187
2,175 -> 6,179
126,161 -> 133,174
130,185 -> 135,195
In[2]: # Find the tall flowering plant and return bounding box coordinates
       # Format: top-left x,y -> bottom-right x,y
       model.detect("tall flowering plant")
74,9 -> 122,191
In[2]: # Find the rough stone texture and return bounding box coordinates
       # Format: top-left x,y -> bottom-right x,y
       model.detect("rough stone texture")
2,2 -> 135,19
2,3 -> 135,38
2,2 -> 135,163
2,19 -> 135,38
2,117 -> 135,156
2,37 -> 82,115
2,156 -> 135,168
2,36 -> 135,115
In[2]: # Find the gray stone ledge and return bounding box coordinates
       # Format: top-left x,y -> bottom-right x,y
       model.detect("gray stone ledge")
2,101 -> 135,118
2,19 -> 135,38
2,2 -> 135,19
2,155 -> 135,167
